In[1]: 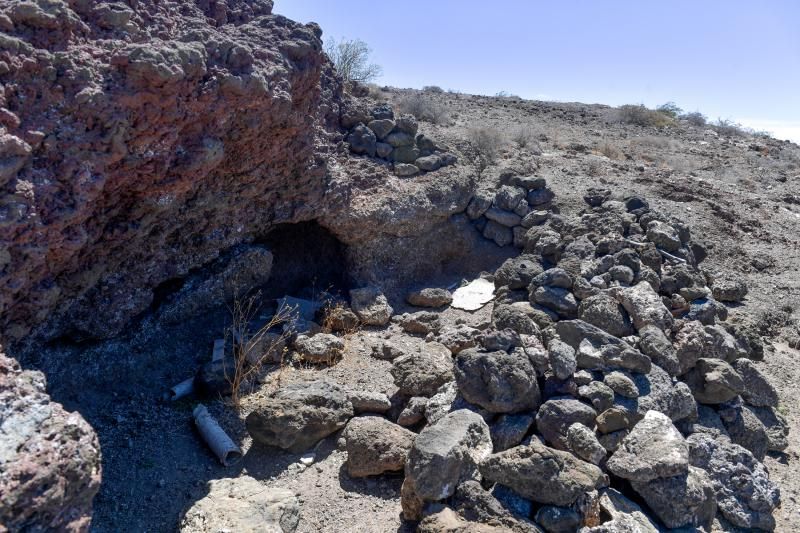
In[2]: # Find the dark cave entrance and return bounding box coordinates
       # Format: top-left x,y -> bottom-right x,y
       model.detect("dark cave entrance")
254,220 -> 351,301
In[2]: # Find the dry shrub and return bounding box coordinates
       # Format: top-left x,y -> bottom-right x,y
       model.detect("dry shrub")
226,293 -> 292,407
597,141 -> 622,160
510,124 -> 540,151
422,85 -> 444,93
366,83 -> 386,100
682,111 -> 707,127
467,126 -> 505,163
397,93 -> 451,124
618,104 -> 673,127
713,118 -> 748,138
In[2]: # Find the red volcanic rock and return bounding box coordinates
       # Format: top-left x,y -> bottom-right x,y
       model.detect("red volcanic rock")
0,350 -> 101,531
0,0 -> 342,343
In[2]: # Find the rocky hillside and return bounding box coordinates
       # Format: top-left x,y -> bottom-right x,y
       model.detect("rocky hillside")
2,2 -> 800,533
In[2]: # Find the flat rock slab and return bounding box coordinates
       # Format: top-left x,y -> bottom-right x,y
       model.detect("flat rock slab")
451,278 -> 495,311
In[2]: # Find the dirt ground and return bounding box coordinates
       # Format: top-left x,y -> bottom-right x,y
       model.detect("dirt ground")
22,90 -> 800,532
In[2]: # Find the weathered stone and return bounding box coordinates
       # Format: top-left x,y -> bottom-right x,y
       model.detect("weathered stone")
493,303 -> 540,335
578,381 -> 616,412
548,338 -> 577,380
375,141 -> 393,158
485,207 -> 522,227
638,324 -> 680,376
396,311 -> 441,335
180,477 -> 299,533
246,380 -> 354,453
391,342 -> 454,397
367,118 -> 395,140
484,220 -> 514,246
293,333 -> 344,363
407,287 -> 453,308
479,440 -> 606,506
385,130 -> 415,147
616,281 -> 673,332
394,113 -> 418,136
491,414 -> 535,452
603,371 -> 638,398
347,123 -> 377,156
467,191 -> 494,220
536,397 -> 597,449
350,286 -> 393,326
645,220 -> 681,252
712,278 -> 748,302
391,145 -> 421,163
437,325 -> 481,355
684,358 -> 744,404
566,423 -> 606,465
394,162 -> 420,177
495,254 -> 544,289
688,433 -> 780,531
405,410 -> 492,502
343,416 -> 415,477
606,411 -> 688,482
596,407 -> 632,434
532,286 -> 578,318
531,268 -> 573,290
347,390 -> 392,414
454,348 -> 540,413
535,505 -> 582,533
578,294 -> 633,338
527,187 -> 555,206
733,359 -> 778,407
0,353 -> 101,532
630,467 -> 716,530
718,401 -> 769,460
398,396 -> 428,426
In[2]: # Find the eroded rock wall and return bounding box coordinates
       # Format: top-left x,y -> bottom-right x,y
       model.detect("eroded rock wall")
0,0 -> 341,343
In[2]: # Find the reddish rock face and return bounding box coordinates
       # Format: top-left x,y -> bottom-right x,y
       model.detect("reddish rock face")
0,350 -> 101,531
0,0 -> 341,343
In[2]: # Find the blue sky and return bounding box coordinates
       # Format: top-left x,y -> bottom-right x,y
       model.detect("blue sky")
275,1 -> 800,142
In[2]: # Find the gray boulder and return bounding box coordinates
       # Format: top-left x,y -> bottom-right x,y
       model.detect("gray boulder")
606,411 -> 688,482
493,303 -> 540,335
532,286 -> 578,318
396,311 -> 441,335
293,333 -> 344,363
454,348 -> 541,413
494,185 -> 527,211
718,401 -> 769,460
638,325 -> 680,376
347,390 -> 392,414
578,294 -> 633,338
548,338 -> 577,380
491,414 -> 535,452
531,268 -> 573,289
603,371 -> 638,398
578,381 -> 616,412
246,380 -> 354,453
645,220 -> 681,252
536,397 -> 597,449
616,281 -> 673,332
394,162 -> 419,177
495,254 -> 544,289
385,130 -> 415,147
347,123 -> 377,156
407,287 -> 453,308
397,396 -> 428,426
712,278 -> 748,302
180,477 -> 299,533
630,467 -> 716,529
566,423 -> 606,465
367,118 -> 394,140
342,416 -> 415,477
394,113 -> 418,135
684,358 -> 744,404
350,286 -> 393,326
479,440 -> 606,506
484,220 -> 514,246
467,191 -> 493,220
485,207 -> 522,227
405,410 -> 493,502
688,433 -> 780,531
391,342 -> 454,397
535,505 -> 581,533
733,359 -> 778,407
391,145 -> 420,163
415,154 -> 442,171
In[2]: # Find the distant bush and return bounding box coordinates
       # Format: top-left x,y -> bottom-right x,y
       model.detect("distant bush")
422,85 -> 444,93
495,91 -> 519,98
397,93 -> 451,124
510,125 -> 540,150
656,102 -> 683,118
681,111 -> 707,127
325,37 -> 382,83
597,141 -> 622,160
467,126 -> 505,162
713,118 -> 747,137
366,83 -> 386,100
618,104 -> 673,127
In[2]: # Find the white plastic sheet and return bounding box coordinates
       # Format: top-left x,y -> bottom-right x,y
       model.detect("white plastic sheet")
451,278 -> 495,311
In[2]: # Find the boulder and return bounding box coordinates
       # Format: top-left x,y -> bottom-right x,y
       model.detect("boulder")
494,185 -> 527,211
532,286 -> 579,318
535,397 -> 597,449
398,396 -> 428,426
527,187 -> 555,206
603,371 -> 638,398
391,342 -> 455,397
484,220 -> 514,246
407,288 -> 453,308
454,347 -> 541,413
491,414 -> 535,452
375,141 -> 393,158
718,401 -> 769,460
606,411 -> 688,482
246,380 -> 354,453
385,131 -> 415,147
394,113 -> 418,136
493,303 -> 540,335
394,163 -> 420,177
495,255 -> 544,290
437,325 -> 481,354
566,423 -> 606,465
347,123 -> 377,157
180,477 -> 299,533
548,338 -> 577,380
712,278 -> 748,302
645,220 -> 681,252
292,333 -> 344,363
684,358 -> 744,404
629,467 -> 716,530
485,207 -> 522,227
530,268 -> 573,289
467,191 -> 493,220
391,145 -> 421,163
350,286 -> 393,326
535,505 -> 582,533
637,325 -> 680,376
733,359 -> 778,407
396,311 -> 441,335
578,381 -> 616,412
0,353 -> 101,532
404,410 -> 492,502
367,118 -> 395,140
347,390 -> 392,414
616,281 -> 673,332
582,488 -> 659,533
578,294 -> 633,338
342,416 -> 415,477
479,440 -> 606,506
688,433 -> 781,531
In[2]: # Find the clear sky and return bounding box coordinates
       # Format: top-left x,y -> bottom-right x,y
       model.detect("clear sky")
275,0 -> 800,142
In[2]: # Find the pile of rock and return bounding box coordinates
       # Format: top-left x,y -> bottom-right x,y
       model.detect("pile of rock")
239,185 -> 785,532
467,176 -> 557,247
342,103 -> 457,177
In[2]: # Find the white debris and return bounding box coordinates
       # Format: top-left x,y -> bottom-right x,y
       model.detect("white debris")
451,278 -> 495,311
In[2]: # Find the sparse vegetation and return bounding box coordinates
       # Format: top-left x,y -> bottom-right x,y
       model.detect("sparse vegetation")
225,292 -> 292,408
467,126 -> 505,173
656,102 -> 683,118
597,141 -> 622,160
365,83 -> 386,100
510,124 -> 540,151
397,93 -> 451,124
681,111 -> 707,127
618,104 -> 673,127
713,118 -> 748,137
325,37 -> 382,83
422,85 -> 444,93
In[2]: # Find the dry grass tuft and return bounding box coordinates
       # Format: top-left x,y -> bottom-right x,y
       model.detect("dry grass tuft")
397,93 -> 451,125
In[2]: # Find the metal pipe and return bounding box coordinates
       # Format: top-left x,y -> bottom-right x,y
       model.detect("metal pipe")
193,403 -> 242,466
